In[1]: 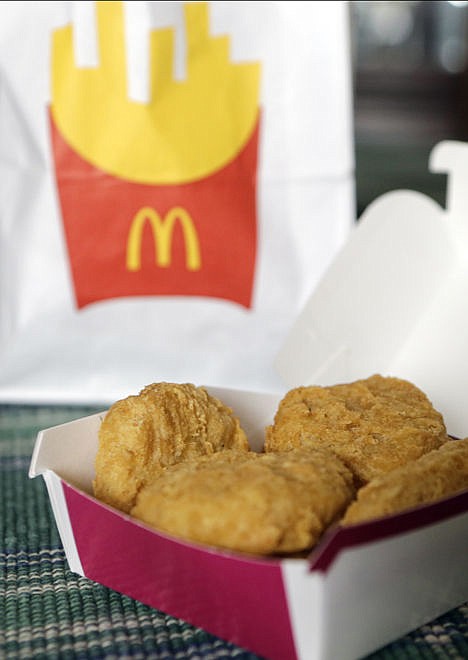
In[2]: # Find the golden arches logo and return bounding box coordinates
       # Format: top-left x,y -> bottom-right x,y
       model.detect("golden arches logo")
126,206 -> 201,272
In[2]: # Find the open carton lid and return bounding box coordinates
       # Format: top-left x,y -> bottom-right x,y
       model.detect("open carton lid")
276,140 -> 468,439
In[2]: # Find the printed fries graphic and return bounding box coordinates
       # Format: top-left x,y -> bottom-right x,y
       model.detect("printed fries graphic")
50,1 -> 261,308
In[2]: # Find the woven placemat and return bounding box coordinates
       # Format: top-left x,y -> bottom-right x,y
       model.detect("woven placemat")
1,404 -> 467,659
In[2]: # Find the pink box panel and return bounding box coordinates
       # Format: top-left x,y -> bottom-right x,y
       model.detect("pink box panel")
63,483 -> 298,660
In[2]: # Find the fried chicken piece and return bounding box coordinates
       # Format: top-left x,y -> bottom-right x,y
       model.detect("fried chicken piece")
93,382 -> 249,513
265,375 -> 447,485
130,448 -> 355,555
342,438 -> 468,524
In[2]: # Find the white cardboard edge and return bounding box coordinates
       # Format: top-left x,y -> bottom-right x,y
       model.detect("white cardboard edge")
282,560 -> 324,660
29,412 -> 106,492
282,506 -> 468,660
42,469 -> 84,576
327,510 -> 468,660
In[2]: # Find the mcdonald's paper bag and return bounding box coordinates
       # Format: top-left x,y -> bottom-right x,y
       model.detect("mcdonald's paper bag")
0,1 -> 354,403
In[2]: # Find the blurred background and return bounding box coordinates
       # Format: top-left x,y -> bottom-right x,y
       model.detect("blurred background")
350,0 -> 468,217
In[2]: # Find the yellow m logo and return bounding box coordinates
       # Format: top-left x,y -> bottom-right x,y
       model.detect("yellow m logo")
126,206 -> 201,272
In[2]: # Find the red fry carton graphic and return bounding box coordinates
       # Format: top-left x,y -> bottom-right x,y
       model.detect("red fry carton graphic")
49,1 -> 261,309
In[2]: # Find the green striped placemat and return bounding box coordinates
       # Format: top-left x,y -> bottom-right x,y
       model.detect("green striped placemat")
1,404 -> 467,659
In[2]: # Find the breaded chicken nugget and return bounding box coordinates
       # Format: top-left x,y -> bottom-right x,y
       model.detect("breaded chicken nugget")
94,383 -> 249,512
130,448 -> 355,555
342,438 -> 468,524
265,375 -> 447,485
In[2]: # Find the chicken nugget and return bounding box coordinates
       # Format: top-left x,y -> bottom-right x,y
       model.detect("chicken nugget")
93,382 -> 249,512
130,448 -> 355,555
265,375 -> 447,485
342,438 -> 468,524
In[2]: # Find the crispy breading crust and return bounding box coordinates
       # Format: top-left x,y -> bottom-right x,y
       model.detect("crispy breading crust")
93,382 -> 249,513
131,448 -> 355,555
341,438 -> 468,524
265,375 -> 447,485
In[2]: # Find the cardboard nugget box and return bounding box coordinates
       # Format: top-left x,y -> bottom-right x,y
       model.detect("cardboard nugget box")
30,141 -> 468,660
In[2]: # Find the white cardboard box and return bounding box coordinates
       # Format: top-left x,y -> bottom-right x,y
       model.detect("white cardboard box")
30,141 -> 468,659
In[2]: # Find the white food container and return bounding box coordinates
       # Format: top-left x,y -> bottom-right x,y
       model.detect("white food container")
30,141 -> 468,659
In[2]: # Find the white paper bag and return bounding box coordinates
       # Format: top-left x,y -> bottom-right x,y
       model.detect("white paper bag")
0,0 -> 354,403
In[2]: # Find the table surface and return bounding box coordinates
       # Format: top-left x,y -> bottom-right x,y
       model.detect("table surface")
1,403 -> 467,660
